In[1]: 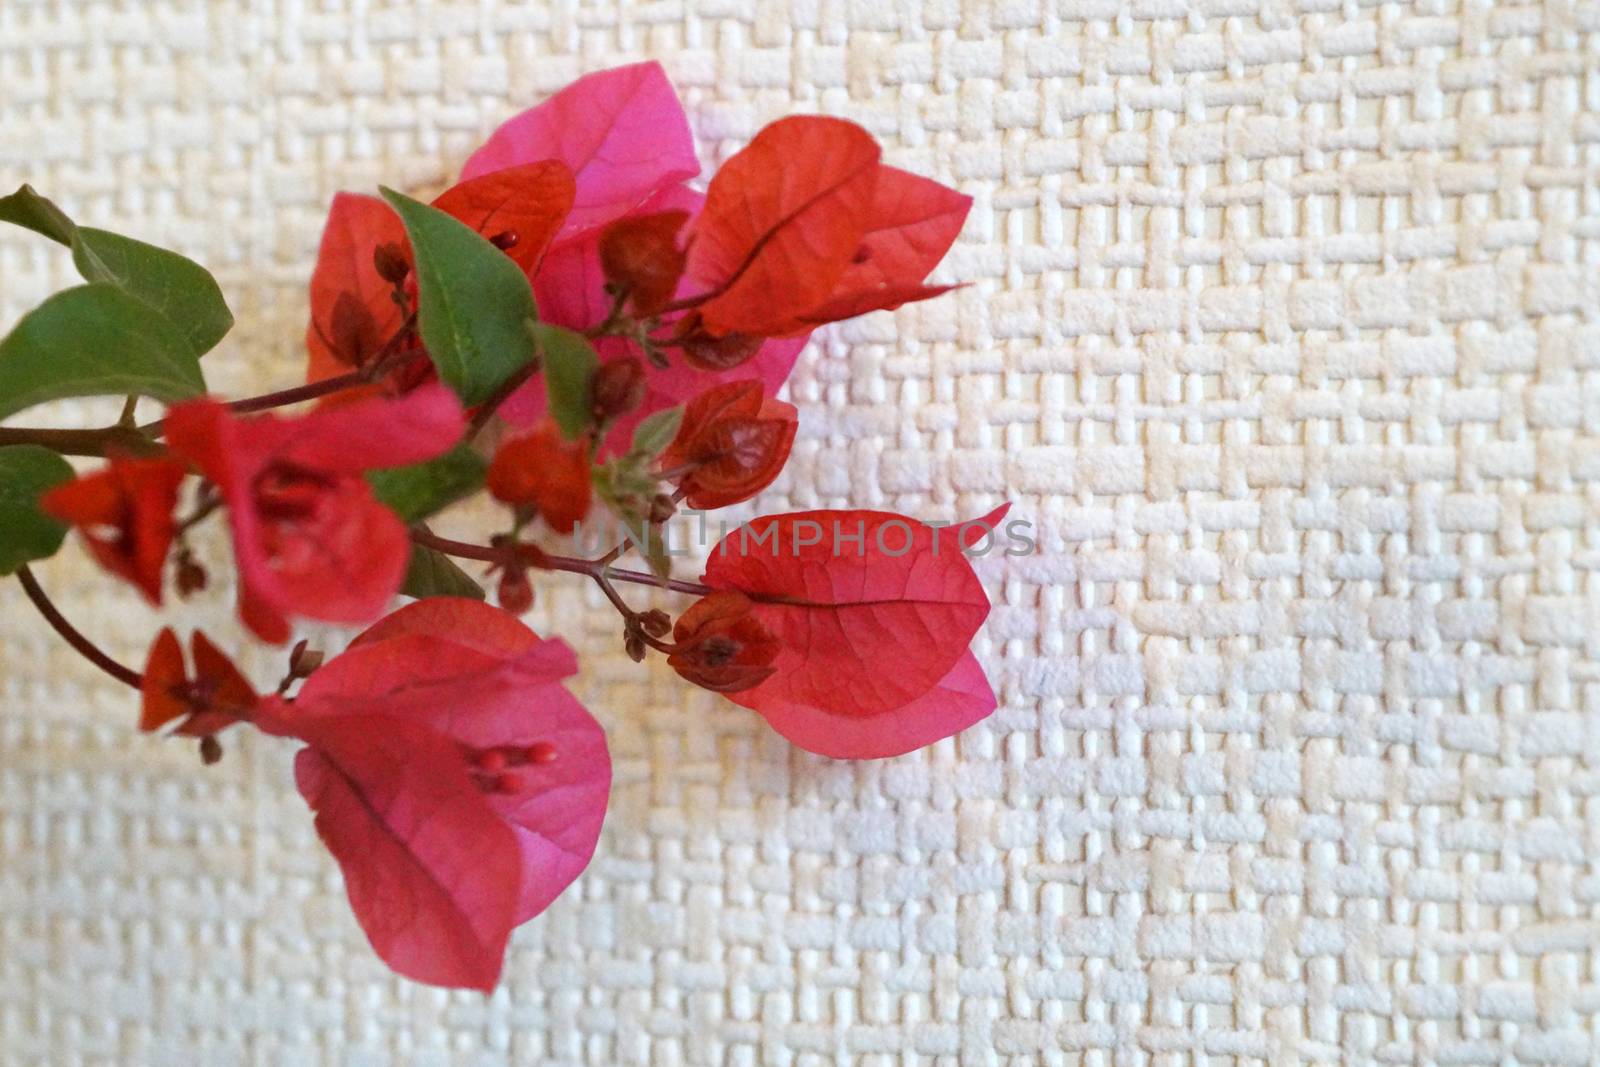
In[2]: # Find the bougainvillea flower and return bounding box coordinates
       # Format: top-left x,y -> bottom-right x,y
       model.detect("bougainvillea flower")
256,598 -> 610,991
486,419 -> 593,534
701,506 -> 1006,758
504,184 -> 813,454
667,590 -> 780,692
140,628 -> 257,737
461,61 -> 699,237
163,383 -> 465,643
657,379 -> 798,509
40,455 -> 186,604
681,117 -> 971,338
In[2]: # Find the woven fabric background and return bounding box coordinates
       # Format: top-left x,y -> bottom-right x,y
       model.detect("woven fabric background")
3,2 -> 1600,1064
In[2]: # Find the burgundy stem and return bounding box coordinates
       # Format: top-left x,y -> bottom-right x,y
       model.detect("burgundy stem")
409,529 -> 714,597
16,565 -> 143,689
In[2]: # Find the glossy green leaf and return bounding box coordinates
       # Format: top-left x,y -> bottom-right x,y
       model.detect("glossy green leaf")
401,544 -> 487,600
532,323 -> 598,440
72,229 -> 233,355
0,445 -> 75,575
0,185 -> 75,244
0,284 -> 207,422
0,185 -> 233,355
380,187 -> 538,405
630,406 -> 682,460
367,445 -> 488,524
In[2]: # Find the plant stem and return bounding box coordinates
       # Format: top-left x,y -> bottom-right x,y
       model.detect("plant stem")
16,565 -> 142,689
0,425 -> 159,457
408,528 -> 714,597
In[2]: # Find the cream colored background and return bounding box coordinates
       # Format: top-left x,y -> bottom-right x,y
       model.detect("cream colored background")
4,2 -> 1600,1065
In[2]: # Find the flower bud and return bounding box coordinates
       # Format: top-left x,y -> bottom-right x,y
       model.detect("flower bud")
289,639 -> 324,676
678,325 -> 761,371
598,210 -> 689,315
624,629 -> 647,663
648,492 -> 676,524
176,550 -> 208,598
590,357 -> 647,421
199,735 -> 223,765
372,242 -> 411,285
497,567 -> 534,615
638,608 -> 672,638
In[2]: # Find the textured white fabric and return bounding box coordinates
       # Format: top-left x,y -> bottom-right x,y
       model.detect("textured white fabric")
4,2 -> 1600,1064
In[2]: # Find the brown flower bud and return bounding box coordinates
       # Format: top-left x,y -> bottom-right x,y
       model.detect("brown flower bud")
497,567 -> 534,615
175,550 -> 208,598
624,628 -> 647,663
288,639 -> 324,677
648,492 -> 677,524
638,609 -> 672,638
199,735 -> 223,766
372,242 -> 411,285
678,325 -> 761,371
590,357 -> 647,421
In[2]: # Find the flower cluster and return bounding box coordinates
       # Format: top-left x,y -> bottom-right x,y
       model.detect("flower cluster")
0,63 -> 1002,990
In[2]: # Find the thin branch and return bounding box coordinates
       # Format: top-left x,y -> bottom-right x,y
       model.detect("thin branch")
143,311 -> 420,434
16,565 -> 142,689
408,528 -> 714,597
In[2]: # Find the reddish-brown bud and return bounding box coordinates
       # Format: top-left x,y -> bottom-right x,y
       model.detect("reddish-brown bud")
678,326 -> 762,372
372,242 -> 411,285
590,357 -> 647,421
648,492 -> 677,524
497,567 -> 534,615
288,639 -> 324,676
199,735 -> 223,765
668,591 -> 780,693
638,608 -> 672,638
624,629 -> 647,663
175,549 -> 208,598
598,210 -> 689,316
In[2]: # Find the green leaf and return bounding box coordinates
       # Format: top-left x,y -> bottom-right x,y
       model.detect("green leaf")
0,185 -> 233,355
72,229 -> 234,355
367,445 -> 489,524
380,187 -> 538,406
532,323 -> 598,440
0,445 -> 75,575
630,406 -> 683,459
0,284 -> 207,422
0,185 -> 75,244
401,544 -> 486,600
